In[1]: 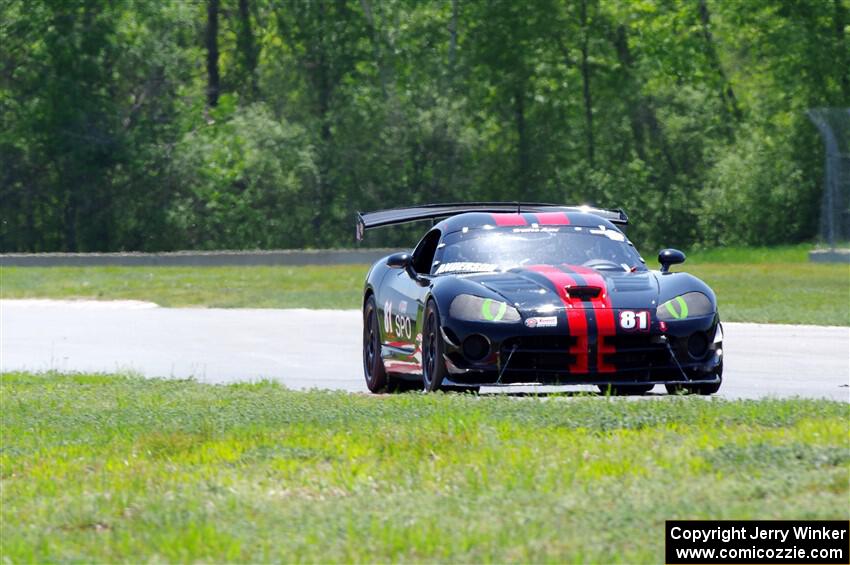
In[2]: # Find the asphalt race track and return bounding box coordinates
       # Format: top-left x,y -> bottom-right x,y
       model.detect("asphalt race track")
2,300 -> 848,401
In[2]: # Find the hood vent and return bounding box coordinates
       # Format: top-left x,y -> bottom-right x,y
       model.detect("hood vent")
566,286 -> 601,299
610,275 -> 653,292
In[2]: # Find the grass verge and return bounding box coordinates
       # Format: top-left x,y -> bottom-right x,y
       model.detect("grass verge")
0,264 -> 367,310
2,371 -> 848,562
1,245 -> 847,324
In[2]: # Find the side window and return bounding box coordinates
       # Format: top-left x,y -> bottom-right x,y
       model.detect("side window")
412,230 -> 441,274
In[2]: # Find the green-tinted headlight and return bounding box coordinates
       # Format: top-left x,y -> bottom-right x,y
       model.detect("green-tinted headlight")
449,294 -> 521,323
656,292 -> 713,321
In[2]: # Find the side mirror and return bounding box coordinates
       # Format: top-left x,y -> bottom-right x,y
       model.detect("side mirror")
658,248 -> 686,273
386,252 -> 412,269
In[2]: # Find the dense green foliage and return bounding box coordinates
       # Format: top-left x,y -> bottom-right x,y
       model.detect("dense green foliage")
4,245 -> 848,324
2,372 -> 847,561
2,0 -> 848,252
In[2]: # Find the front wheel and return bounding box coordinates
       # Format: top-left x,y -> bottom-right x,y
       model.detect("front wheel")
421,300 -> 449,392
363,295 -> 389,393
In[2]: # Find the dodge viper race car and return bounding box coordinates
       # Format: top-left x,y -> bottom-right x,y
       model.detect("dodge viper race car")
356,203 -> 723,395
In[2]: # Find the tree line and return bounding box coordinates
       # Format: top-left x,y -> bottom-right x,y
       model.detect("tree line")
1,0 -> 848,252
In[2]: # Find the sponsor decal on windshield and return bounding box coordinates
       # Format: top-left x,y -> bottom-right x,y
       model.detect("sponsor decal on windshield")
435,262 -> 498,274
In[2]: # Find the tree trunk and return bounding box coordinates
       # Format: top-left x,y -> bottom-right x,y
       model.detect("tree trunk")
612,24 -> 677,174
612,25 -> 646,161
360,0 -> 389,98
835,0 -> 850,101
316,2 -> 331,142
579,0 -> 595,168
449,0 -> 458,78
23,179 -> 36,251
206,0 -> 220,108
237,0 -> 258,97
312,1 -> 332,239
63,178 -> 78,252
514,84 -> 528,190
698,0 -> 740,123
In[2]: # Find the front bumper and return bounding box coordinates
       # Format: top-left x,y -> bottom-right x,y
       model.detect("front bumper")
440,314 -> 723,387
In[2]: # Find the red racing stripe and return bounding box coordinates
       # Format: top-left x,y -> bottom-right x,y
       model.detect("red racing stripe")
491,213 -> 527,226
528,265 -> 589,373
534,211 -> 571,226
570,265 -> 616,372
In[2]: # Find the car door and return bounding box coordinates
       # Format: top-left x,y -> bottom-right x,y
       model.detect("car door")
379,229 -> 441,373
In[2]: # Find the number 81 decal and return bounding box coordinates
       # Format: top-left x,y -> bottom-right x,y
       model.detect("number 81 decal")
619,310 -> 650,331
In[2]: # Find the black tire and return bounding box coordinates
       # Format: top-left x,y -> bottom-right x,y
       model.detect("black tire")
665,362 -> 723,396
363,295 -> 389,393
598,384 -> 654,396
422,300 -> 449,392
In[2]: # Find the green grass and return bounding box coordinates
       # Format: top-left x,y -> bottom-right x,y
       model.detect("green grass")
1,372 -> 847,562
668,245 -> 848,325
668,245 -> 849,326
1,245 -> 847,324
679,243 -> 816,264
0,264 -> 368,309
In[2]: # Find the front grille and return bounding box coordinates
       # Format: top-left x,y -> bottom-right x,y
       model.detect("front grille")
500,336 -> 575,378
602,334 -> 671,372
497,333 -> 687,383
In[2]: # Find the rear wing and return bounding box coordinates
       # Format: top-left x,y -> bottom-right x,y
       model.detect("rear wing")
355,202 -> 628,240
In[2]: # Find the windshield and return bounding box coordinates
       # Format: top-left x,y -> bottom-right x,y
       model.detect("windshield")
432,226 -> 646,275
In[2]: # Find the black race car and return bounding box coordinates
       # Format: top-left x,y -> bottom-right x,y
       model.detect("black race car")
356,203 -> 723,395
